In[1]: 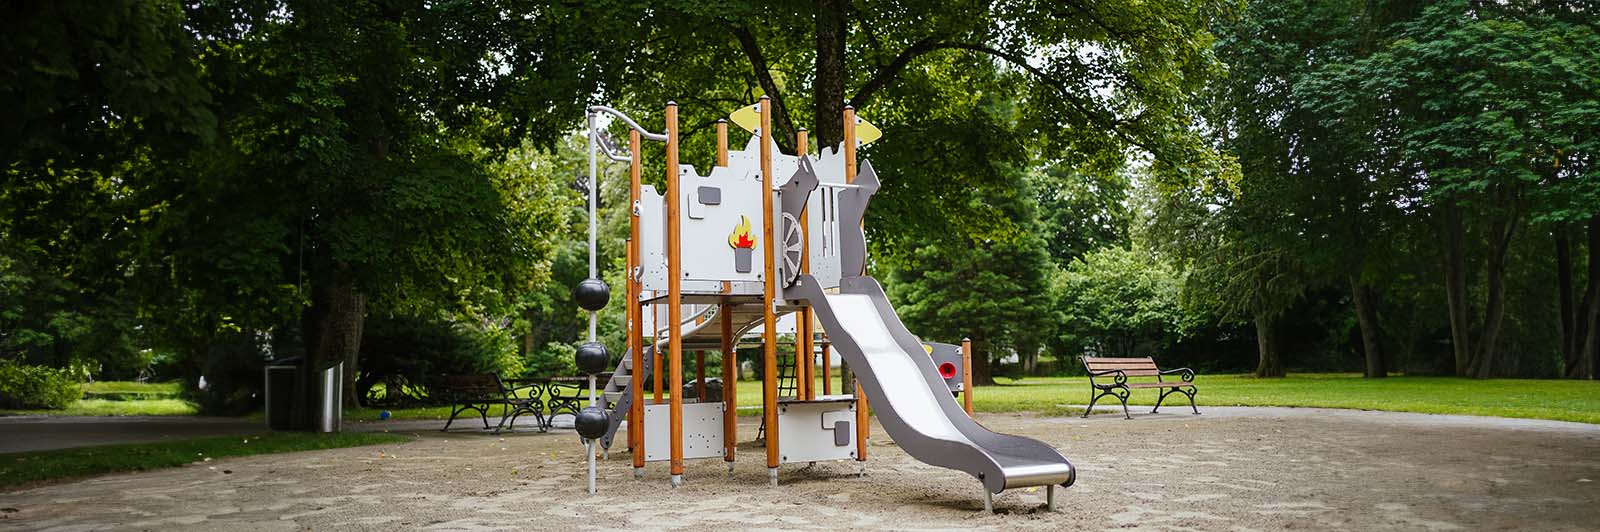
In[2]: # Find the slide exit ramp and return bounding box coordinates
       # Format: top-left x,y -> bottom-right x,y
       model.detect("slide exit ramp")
791,274 -> 1076,496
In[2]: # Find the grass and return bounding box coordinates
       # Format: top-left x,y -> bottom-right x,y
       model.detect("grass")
82,381 -> 181,395
2,380 -> 198,417
50,374 -> 1600,426
595,373 -> 1600,425
0,432 -> 410,489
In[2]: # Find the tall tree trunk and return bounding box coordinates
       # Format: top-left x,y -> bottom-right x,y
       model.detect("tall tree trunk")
813,0 -> 847,149
1254,313 -> 1284,377
1468,216 -> 1514,379
1580,214 -> 1600,380
307,263 -> 367,407
1350,277 -> 1386,378
1440,203 -> 1474,376
968,335 -> 996,385
1558,225 -> 1581,377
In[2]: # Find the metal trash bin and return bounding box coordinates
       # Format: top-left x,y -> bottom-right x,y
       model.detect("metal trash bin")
316,362 -> 343,433
265,357 -> 308,430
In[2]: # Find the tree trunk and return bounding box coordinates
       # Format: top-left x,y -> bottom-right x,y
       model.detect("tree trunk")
1580,215 -> 1600,380
1350,277 -> 1386,378
1558,225 -> 1581,377
1253,313 -> 1284,377
812,0 -> 847,149
1468,216 -> 1514,379
1440,203 -> 1474,376
969,335 -> 996,385
306,263 -> 367,407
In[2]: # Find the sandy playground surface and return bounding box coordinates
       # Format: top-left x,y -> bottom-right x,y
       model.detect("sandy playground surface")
3,406 -> 1598,531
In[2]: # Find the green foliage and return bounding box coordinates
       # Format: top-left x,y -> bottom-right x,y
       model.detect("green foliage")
357,314 -> 524,405
1052,246 -> 1193,359
0,360 -> 81,410
884,168 -> 1056,380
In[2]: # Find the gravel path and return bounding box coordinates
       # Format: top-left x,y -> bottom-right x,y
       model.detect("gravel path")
3,407 -> 1597,531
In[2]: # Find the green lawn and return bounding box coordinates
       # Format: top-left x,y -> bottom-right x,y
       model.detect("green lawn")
37,374 -> 1598,426
0,432 -> 411,488
2,380 -> 199,417
357,373 -> 1600,426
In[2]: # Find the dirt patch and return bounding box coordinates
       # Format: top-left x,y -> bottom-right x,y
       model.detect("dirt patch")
3,407 -> 1597,531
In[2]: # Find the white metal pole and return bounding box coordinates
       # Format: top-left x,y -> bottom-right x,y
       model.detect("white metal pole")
584,111 -> 599,495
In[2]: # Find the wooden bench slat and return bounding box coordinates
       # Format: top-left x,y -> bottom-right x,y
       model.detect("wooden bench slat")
1127,381 -> 1191,388
1083,357 -> 1153,363
1085,363 -> 1160,370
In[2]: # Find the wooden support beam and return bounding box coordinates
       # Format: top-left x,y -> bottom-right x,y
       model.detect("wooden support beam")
821,343 -> 832,396
696,350 -> 706,403
628,130 -> 645,470
717,119 -> 729,167
844,105 -> 868,464
666,102 -> 684,481
796,128 -> 814,401
962,337 -> 974,416
759,97 -> 781,475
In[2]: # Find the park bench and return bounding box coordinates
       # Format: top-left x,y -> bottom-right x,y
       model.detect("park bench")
1080,356 -> 1199,419
436,374 -> 545,433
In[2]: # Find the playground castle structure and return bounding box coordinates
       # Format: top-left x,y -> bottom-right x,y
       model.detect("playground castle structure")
569,98 -> 1075,511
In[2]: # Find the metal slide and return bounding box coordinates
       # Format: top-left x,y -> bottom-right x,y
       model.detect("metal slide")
791,274 -> 1076,496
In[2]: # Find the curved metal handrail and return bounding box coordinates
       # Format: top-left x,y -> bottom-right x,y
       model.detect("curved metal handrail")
589,105 -> 668,142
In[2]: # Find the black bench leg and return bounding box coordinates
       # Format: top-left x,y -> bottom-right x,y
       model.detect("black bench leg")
1152,388 -> 1170,414
1186,387 -> 1200,414
442,404 -> 470,432
479,404 -> 491,430
1082,388 -> 1105,418
1115,387 -> 1131,420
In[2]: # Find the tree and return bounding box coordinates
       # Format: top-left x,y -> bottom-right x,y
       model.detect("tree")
1052,246 -> 1192,360
884,164 -> 1056,383
1205,0 -> 1411,378
1317,1 -> 1600,377
593,0 -> 1229,254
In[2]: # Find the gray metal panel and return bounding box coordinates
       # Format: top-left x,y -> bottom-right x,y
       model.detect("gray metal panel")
836,161 -> 879,278
789,274 -> 1075,493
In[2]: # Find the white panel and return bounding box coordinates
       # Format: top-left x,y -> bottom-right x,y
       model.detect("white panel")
638,185 -> 667,291
675,161 -> 765,284
777,400 -> 858,463
643,402 -> 726,462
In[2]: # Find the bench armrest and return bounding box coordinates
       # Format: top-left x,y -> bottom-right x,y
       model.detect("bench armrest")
1159,367 -> 1196,382
1087,368 -> 1128,386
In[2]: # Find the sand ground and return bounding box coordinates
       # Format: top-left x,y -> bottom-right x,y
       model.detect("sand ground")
3,406 -> 1597,531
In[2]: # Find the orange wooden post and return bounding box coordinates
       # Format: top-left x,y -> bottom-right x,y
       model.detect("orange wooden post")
717,119 -> 729,166
843,105 -> 868,464
628,130 -> 645,473
796,129 -> 814,400
665,102 -> 685,485
653,301 -> 662,405
962,337 -> 974,416
721,303 -> 736,465
696,350 -> 706,402
821,342 -> 832,395
758,97 -> 782,485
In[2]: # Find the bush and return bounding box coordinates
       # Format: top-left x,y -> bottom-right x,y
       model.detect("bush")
0,360 -> 81,409
357,314 -> 526,405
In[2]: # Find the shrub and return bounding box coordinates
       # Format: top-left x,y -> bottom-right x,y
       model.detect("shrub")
0,360 -> 81,409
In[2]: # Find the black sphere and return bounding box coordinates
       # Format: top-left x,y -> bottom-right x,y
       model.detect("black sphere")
575,406 -> 610,440
575,341 -> 610,375
573,278 -> 610,311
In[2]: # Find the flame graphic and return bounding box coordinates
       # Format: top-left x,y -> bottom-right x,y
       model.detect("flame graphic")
728,216 -> 756,249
